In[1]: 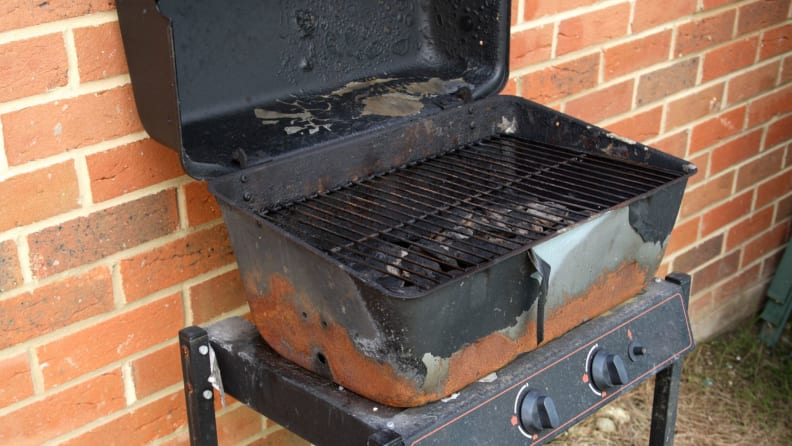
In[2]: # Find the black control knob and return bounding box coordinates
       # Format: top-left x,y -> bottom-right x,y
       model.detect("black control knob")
519,390 -> 560,434
590,350 -> 629,391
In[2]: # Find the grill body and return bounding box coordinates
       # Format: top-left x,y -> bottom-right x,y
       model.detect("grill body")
210,95 -> 691,406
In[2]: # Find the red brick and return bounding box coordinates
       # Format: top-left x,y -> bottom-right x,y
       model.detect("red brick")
523,0 -> 599,20
3,86 -> 143,165
637,58 -> 700,106
0,267 -> 113,350
565,80 -> 634,123
556,3 -> 630,56
737,0 -> 791,36
0,354 -> 33,407
250,429 -> 311,446
501,78 -> 517,96
783,56 -> 792,84
74,21 -> 128,82
509,25 -> 553,70
726,206 -> 775,251
38,294 -> 182,388
675,10 -> 736,57
131,343 -> 182,399
747,84 -> 792,127
736,147 -> 786,190
121,224 -> 235,301
766,113 -> 792,148
702,0 -> 741,9
727,61 -> 781,106
690,106 -> 747,153
710,129 -> 763,174
757,169 -> 792,207
777,193 -> 792,223
673,234 -> 724,272
701,190 -> 754,236
665,83 -> 726,131
0,161 -> 79,232
190,270 -> 246,325
87,138 -> 183,202
0,239 -> 22,293
216,405 -> 263,446
666,216 -> 700,255
680,171 -> 735,218
0,33 -> 67,103
61,391 -> 186,446
158,431 -> 190,446
743,222 -> 789,266
686,151 -> 710,185
712,264 -> 762,303
185,181 -> 222,227
761,23 -> 792,59
604,30 -> 672,81
0,0 -> 115,33
702,37 -> 759,82
519,53 -> 600,104
633,0 -> 698,33
28,190 -> 179,279
0,371 -> 124,445
510,0 -> 519,25
691,251 -> 740,294
606,107 -> 663,142
651,130 -> 690,159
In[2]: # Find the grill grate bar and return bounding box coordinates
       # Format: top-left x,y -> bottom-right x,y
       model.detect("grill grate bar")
426,154 -> 594,219
469,143 -> 641,200
495,136 -> 679,183
259,134 -> 685,294
340,188 -> 511,259
451,148 -> 625,207
317,194 -> 488,267
398,167 -> 572,233
288,205 -> 451,285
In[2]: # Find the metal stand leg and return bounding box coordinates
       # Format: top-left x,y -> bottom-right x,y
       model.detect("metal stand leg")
649,360 -> 683,446
180,326 -> 219,446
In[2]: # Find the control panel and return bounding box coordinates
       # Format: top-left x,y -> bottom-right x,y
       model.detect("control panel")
407,290 -> 693,446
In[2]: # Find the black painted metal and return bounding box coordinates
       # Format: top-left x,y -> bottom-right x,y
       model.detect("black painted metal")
179,327 -> 218,446
181,275 -> 693,446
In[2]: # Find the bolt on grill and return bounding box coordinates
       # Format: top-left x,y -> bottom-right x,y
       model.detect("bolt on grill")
260,134 -> 682,295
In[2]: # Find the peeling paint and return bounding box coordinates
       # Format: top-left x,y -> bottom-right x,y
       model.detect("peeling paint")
362,92 -> 424,117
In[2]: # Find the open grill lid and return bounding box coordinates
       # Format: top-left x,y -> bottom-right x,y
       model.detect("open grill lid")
116,0 -> 511,179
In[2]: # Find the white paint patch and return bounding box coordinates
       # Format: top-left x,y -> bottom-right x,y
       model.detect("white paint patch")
498,116 -> 517,134
441,392 -> 461,402
478,372 -> 498,383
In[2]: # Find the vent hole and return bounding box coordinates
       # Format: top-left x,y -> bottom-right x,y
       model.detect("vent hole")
316,352 -> 327,364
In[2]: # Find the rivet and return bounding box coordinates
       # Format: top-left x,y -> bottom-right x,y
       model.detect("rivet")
469,121 -> 476,129
202,390 -> 213,400
243,192 -> 253,201
198,345 -> 209,356
240,175 -> 248,183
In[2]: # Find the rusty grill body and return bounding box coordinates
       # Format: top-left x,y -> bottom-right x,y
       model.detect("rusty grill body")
117,0 -> 694,408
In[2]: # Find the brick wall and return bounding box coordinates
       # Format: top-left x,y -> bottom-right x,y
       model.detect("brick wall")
0,0 -> 790,444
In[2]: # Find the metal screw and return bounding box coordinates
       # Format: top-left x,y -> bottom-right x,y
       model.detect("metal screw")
240,174 -> 248,183
243,192 -> 253,201
202,389 -> 213,400
469,121 -> 476,129
198,345 -> 209,356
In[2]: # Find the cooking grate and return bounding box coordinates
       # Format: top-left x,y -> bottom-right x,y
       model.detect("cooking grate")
260,135 -> 681,295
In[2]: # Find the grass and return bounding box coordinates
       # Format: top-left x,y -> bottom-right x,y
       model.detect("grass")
550,318 -> 792,446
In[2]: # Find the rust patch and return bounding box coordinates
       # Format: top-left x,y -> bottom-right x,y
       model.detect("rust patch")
244,263 -> 650,407
246,273 -> 439,407
543,262 -> 650,342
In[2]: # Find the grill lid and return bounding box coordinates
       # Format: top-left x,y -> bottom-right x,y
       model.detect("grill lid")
116,0 -> 511,179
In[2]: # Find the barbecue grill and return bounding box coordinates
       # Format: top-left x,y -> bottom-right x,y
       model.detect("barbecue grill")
116,0 -> 696,443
